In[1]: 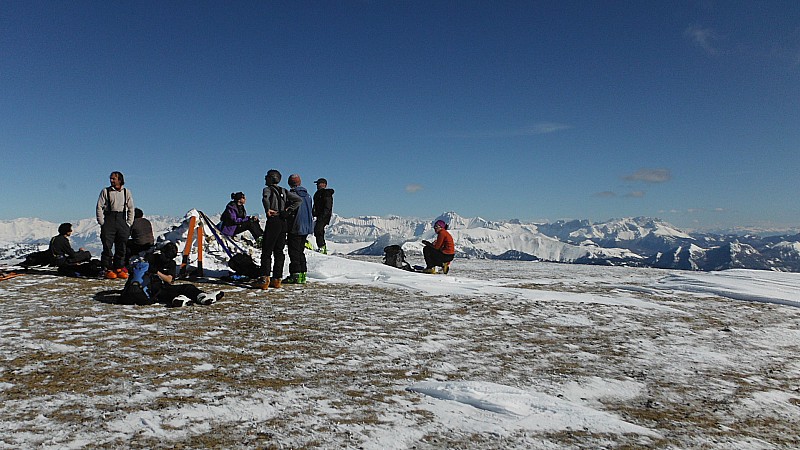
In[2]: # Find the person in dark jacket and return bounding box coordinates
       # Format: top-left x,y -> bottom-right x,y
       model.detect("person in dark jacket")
96,171 -> 134,279
312,178 -> 334,254
49,223 -> 92,266
219,192 -> 262,241
283,174 -> 314,284
255,169 -> 300,290
49,223 -> 99,277
147,242 -> 224,307
127,208 -> 155,260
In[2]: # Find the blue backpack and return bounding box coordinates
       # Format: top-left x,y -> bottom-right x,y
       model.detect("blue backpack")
120,258 -> 152,305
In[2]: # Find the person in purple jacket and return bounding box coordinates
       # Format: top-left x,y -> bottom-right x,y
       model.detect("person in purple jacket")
219,192 -> 263,242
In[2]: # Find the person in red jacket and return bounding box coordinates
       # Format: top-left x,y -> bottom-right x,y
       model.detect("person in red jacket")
422,220 -> 455,274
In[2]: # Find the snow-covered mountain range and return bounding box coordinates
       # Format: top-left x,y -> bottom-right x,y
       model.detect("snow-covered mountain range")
2,211 -> 800,272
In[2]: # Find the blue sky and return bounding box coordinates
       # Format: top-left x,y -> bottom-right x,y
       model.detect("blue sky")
2,1 -> 799,231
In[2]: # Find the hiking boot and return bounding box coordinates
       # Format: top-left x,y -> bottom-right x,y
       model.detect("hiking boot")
170,295 -> 192,307
104,270 -> 117,280
253,276 -> 270,290
115,268 -> 128,279
305,240 -> 313,250
282,273 -> 300,284
196,290 -> 224,305
442,262 -> 450,275
298,272 -> 307,284
269,277 -> 282,289
423,268 -> 436,274
317,246 -> 327,255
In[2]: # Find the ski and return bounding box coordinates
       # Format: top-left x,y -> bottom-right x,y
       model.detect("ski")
0,272 -> 23,282
179,215 -> 197,277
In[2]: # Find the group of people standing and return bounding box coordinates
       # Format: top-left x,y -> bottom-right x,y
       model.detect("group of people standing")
235,169 -> 334,289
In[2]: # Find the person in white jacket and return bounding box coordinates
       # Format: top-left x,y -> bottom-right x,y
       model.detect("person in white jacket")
96,171 -> 134,279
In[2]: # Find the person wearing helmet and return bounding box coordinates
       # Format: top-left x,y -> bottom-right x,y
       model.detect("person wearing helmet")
255,169 -> 300,289
422,219 -> 455,274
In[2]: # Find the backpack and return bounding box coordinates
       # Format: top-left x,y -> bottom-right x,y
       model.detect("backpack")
119,258 -> 153,305
383,245 -> 411,271
57,259 -> 101,277
228,253 -> 261,279
21,250 -> 55,267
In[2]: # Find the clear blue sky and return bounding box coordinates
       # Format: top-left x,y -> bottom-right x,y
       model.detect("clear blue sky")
2,1 -> 798,231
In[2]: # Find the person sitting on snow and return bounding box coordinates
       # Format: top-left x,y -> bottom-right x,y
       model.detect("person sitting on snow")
422,220 -> 455,274
220,192 -> 263,243
127,208 -> 155,260
147,242 -> 224,307
49,223 -> 99,277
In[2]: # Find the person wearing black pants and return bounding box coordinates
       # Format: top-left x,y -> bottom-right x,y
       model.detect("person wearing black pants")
96,171 -> 134,279
312,178 -> 334,254
256,169 -> 300,290
284,174 -> 314,284
147,242 -> 223,307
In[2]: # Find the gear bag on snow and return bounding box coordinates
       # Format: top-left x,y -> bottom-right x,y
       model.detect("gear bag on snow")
383,245 -> 412,271
119,258 -> 153,305
20,250 -> 54,267
57,259 -> 101,277
228,253 -> 261,279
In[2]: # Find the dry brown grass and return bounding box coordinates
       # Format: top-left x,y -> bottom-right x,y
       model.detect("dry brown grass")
1,269 -> 799,448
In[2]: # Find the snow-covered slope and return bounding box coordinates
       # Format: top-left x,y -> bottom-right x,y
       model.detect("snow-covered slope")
3,211 -> 800,272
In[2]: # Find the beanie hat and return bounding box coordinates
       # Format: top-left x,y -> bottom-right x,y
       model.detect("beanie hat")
58,223 -> 72,235
231,192 -> 245,202
434,220 -> 448,230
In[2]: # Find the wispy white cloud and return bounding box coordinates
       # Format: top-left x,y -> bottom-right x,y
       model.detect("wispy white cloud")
684,25 -> 722,56
624,191 -> 646,198
623,168 -> 672,183
519,122 -> 573,135
405,184 -> 423,193
594,191 -> 617,198
447,122 -> 572,138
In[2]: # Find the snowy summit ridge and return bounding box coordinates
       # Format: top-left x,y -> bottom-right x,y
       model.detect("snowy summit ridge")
2,212 -> 800,272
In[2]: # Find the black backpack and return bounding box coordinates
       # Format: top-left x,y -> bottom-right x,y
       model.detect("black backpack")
383,245 -> 411,271
21,250 -> 54,267
229,253 -> 261,279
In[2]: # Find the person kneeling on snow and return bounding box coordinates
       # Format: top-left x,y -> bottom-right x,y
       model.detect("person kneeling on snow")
147,242 -> 224,307
422,220 -> 455,274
